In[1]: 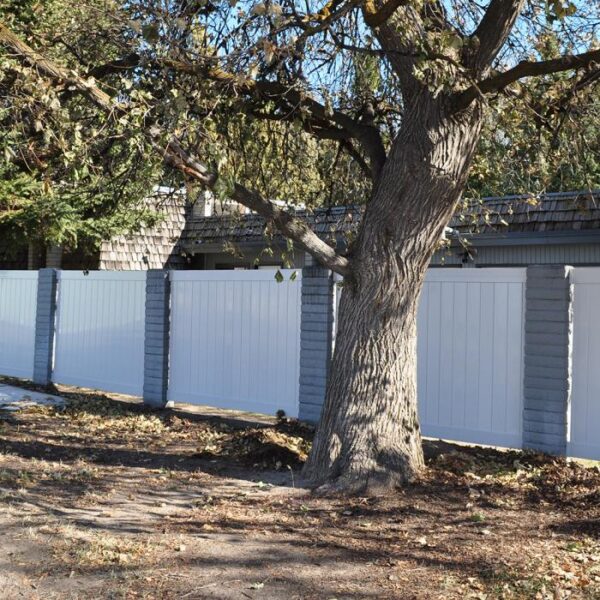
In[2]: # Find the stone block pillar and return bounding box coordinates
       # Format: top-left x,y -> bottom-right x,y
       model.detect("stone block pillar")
33,268 -> 58,385
523,266 -> 573,455
298,264 -> 335,422
143,270 -> 171,407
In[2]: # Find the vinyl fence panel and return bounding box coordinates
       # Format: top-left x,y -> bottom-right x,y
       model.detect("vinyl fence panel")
168,270 -> 301,417
417,269 -> 526,447
570,268 -> 600,460
52,271 -> 146,395
0,271 -> 38,379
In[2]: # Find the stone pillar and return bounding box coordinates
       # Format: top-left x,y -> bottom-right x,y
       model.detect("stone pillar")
523,265 -> 573,455
143,270 -> 171,407
33,268 -> 58,385
298,264 -> 335,423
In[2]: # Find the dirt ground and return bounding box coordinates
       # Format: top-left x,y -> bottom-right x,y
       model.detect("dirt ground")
0,378 -> 599,599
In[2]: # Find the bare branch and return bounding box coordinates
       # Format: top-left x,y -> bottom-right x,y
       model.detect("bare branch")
359,2 -> 434,101
293,0 -> 359,45
571,68 -> 600,95
340,140 -> 372,179
87,53 -> 140,79
166,60 -> 387,178
362,0 -> 408,27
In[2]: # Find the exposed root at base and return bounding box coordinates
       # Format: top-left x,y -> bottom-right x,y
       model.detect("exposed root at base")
306,465 -> 421,497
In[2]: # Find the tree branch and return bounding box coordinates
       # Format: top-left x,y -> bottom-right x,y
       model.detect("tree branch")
456,48 -> 600,110
0,20 -> 352,275
362,0 -> 408,27
167,60 -> 387,179
340,140 -> 372,179
468,0 -> 525,73
0,22 -> 115,112
360,1 -> 432,101
293,0 -> 358,46
87,53 -> 140,79
232,184 -> 350,275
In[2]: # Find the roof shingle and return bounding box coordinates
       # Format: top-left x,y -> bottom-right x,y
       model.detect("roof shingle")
180,190 -> 600,249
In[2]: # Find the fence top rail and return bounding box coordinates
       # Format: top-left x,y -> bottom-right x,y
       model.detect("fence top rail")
0,270 -> 39,280
57,270 -> 147,281
571,267 -> 600,284
170,269 -> 302,282
425,267 -> 526,283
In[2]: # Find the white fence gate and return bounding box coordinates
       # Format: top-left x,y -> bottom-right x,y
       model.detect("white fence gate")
0,271 -> 38,379
168,270 -> 302,416
53,271 -> 146,395
417,269 -> 526,448
570,268 -> 600,460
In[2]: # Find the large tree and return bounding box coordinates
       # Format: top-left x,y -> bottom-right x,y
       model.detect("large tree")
1,0 -> 598,492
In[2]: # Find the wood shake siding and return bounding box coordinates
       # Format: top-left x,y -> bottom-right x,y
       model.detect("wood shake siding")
99,197 -> 189,270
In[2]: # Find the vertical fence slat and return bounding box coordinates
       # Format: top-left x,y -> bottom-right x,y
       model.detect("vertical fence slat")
570,268 -> 600,459
418,269 -> 526,448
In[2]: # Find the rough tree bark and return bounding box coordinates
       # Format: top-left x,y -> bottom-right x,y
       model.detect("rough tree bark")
303,96 -> 483,493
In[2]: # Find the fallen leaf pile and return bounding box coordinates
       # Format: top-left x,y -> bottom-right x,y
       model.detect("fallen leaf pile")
14,381 -> 313,469
195,427 -> 311,468
427,445 -> 600,511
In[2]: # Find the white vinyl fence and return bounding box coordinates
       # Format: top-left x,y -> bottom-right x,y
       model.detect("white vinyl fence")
0,267 -> 533,452
0,271 -> 38,379
168,270 -> 302,416
53,271 -> 146,395
417,269 -> 526,448
570,268 -> 600,460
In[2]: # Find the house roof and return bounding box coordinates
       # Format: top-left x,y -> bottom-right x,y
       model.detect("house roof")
180,190 -> 600,250
454,190 -> 600,234
181,205 -> 359,249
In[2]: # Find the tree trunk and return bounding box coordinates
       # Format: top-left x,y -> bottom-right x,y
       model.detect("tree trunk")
303,99 -> 483,493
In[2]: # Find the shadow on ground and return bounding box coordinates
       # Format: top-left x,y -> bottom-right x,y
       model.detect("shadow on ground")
0,378 -> 599,598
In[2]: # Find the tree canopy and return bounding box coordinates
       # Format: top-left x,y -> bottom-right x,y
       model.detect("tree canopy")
0,0 -> 597,254
0,0 -> 374,254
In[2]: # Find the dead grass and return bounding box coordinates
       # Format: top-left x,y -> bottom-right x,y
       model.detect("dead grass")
0,377 -> 599,599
